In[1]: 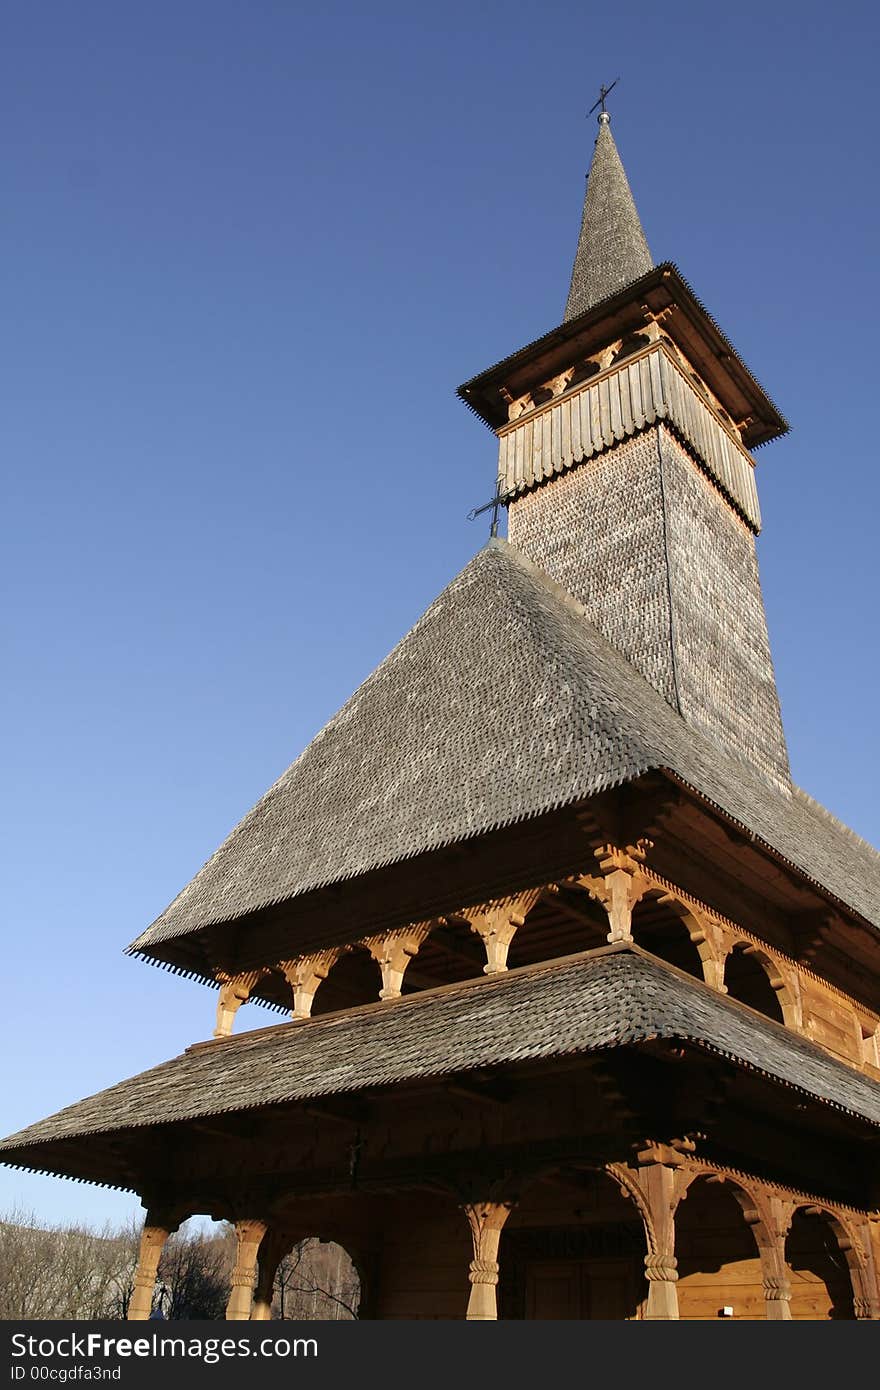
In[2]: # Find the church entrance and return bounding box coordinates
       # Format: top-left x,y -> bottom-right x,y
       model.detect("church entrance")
521,1249 -> 641,1319
500,1171 -> 647,1319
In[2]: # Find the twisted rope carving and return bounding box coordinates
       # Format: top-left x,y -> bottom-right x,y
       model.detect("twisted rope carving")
643,1254 -> 678,1282
469,1259 -> 499,1287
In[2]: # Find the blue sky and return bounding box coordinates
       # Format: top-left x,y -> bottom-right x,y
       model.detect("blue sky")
2,0 -> 878,1227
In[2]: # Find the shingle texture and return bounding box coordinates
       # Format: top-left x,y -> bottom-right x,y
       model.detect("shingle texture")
128,539 -> 880,953
508,427 -> 790,787
661,431 -> 790,786
564,116 -> 653,322
2,949 -> 879,1166
507,432 -> 679,706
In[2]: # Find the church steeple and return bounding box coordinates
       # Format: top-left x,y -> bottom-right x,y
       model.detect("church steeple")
459,109 -> 793,791
564,110 -> 653,321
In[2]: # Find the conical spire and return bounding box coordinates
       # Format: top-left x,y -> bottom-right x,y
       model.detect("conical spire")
564,111 -> 653,321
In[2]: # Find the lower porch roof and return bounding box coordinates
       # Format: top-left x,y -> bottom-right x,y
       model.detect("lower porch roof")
2,945 -> 879,1192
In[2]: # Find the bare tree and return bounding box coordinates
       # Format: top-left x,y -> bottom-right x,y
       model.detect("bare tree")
154,1222 -> 234,1320
273,1239 -> 359,1320
0,1209 -> 359,1321
0,1207 -> 139,1320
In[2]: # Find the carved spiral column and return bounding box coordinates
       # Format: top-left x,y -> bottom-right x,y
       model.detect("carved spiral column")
463,1201 -> 515,1320
226,1219 -> 268,1321
128,1210 -> 179,1320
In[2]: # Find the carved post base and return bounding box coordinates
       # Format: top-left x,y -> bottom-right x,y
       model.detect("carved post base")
467,1258 -> 500,1320
644,1253 -> 679,1320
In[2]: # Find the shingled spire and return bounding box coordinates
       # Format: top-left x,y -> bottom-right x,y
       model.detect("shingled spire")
564,111 -> 653,321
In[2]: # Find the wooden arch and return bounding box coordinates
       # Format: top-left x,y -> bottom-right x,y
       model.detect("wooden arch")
630,886 -> 726,990
788,1203 -> 873,1318
723,939 -> 799,1026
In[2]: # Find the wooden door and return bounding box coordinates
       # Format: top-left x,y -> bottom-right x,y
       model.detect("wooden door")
525,1260 -> 584,1319
524,1257 -> 637,1319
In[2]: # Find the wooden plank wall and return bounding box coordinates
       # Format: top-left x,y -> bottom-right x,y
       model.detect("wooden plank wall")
374,1196 -> 472,1320
497,344 -> 761,532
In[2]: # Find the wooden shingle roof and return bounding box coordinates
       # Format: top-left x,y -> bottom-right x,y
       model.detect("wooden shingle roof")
128,540 -> 880,962
564,114 -> 653,321
2,947 -> 879,1190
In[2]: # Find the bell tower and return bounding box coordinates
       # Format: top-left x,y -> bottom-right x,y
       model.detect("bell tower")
459,108 -> 791,790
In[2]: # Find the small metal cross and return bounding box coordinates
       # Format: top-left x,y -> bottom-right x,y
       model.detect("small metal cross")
468,479 -> 512,538
589,77 -> 619,117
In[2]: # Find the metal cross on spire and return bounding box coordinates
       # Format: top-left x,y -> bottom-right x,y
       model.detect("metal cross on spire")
467,477 -> 513,539
588,76 -> 619,117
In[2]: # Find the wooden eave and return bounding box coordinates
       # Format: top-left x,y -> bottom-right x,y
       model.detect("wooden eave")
457,263 -> 789,451
129,776 -> 880,1016
3,1030 -> 877,1203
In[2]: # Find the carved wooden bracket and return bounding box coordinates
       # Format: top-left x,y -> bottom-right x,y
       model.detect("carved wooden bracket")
364,924 -> 432,1000
214,970 -> 266,1039
462,889 -> 542,974
577,841 -> 653,943
278,950 -> 345,1020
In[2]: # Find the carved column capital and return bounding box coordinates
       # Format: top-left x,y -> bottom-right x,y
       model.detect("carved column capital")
279,950 -> 344,1019
364,925 -> 431,1000
464,890 -> 540,975
577,842 -> 653,944
214,970 -> 264,1039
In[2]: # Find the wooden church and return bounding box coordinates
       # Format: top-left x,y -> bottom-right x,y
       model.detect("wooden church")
3,106 -> 880,1322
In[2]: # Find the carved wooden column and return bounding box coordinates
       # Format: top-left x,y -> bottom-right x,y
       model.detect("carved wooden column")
864,1215 -> 880,1320
463,1202 -> 515,1320
365,925 -> 431,999
251,1228 -> 292,1321
226,1219 -> 268,1321
578,842 -> 651,944
214,971 -> 263,1038
128,1210 -> 178,1320
464,891 -> 540,975
279,950 -> 343,1020
636,1146 -> 682,1320
758,1196 -> 793,1320
849,1215 -> 880,1320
